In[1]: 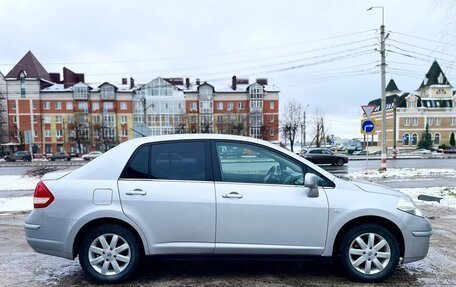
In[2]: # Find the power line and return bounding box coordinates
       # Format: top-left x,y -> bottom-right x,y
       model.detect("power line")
389,39 -> 456,58
0,30 -> 377,66
388,30 -> 456,47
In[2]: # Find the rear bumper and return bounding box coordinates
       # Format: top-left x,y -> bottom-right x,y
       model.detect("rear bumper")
24,210 -> 76,260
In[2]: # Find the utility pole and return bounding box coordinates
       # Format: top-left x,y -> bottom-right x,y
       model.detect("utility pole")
303,110 -> 306,147
368,6 -> 387,170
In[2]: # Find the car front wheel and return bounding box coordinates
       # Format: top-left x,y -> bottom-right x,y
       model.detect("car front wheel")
336,158 -> 345,166
79,224 -> 140,283
338,223 -> 400,282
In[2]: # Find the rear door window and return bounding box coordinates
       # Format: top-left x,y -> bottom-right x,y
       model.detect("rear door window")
151,141 -> 206,181
123,145 -> 150,179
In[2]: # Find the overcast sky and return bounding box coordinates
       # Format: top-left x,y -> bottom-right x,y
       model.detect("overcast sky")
1,0 -> 455,140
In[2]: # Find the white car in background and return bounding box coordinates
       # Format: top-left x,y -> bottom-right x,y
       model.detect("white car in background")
82,151 -> 103,161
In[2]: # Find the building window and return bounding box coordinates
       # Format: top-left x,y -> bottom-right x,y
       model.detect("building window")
74,85 -> 88,99
191,116 -> 197,124
434,133 -> 440,145
45,130 -> 51,137
411,133 -> 418,146
403,133 -> 410,145
43,116 -> 50,123
408,101 -> 415,108
43,101 -> 50,110
121,129 -> 128,137
56,116 -> 62,123
270,128 -> 275,136
101,86 -> 115,98
435,118 -> 441,126
228,102 -> 234,111
217,115 -> 223,123
190,102 -> 197,111
66,102 -> 73,110
92,102 -> 100,111
451,118 -> 456,126
56,130 -> 63,138
120,102 -> 127,110
412,118 -> 419,126
199,101 -> 213,114
21,88 -> 26,97
238,102 -> 244,110
78,101 -> 89,112
33,115 -> 37,123
12,101 -> 16,110
103,102 -> 114,112
270,101 -> 275,110
33,130 -> 38,138
427,118 -> 433,126
270,115 -> 275,123
217,102 -> 224,110
121,115 -> 128,124
93,115 -> 101,123
55,102 -> 62,110
67,115 -> 73,124
13,116 -> 17,123
404,118 -> 410,126
32,101 -> 37,109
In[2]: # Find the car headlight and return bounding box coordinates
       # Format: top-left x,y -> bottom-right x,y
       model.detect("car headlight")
397,197 -> 423,217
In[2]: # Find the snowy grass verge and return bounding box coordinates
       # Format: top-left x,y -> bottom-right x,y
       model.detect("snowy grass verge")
398,186 -> 456,209
350,168 -> 456,179
0,175 -> 40,191
0,196 -> 33,212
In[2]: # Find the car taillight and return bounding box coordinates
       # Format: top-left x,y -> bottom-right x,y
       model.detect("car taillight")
34,181 -> 54,208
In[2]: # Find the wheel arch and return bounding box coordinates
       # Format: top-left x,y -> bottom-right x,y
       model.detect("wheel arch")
72,217 -> 146,259
332,216 -> 405,259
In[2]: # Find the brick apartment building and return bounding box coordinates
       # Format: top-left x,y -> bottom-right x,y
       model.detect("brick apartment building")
365,60 -> 456,151
1,51 -> 280,155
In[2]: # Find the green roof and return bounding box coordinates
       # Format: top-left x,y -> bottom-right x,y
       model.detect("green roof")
385,79 -> 400,92
418,60 -> 451,89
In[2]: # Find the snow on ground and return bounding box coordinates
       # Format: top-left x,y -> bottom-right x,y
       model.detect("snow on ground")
350,168 -> 456,179
398,186 -> 456,209
0,196 -> 33,212
0,175 -> 40,191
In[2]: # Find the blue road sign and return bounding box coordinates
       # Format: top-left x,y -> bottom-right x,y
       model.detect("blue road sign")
361,119 -> 375,134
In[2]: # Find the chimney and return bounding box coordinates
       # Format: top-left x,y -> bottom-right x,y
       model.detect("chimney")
256,78 -> 268,85
122,78 -> 127,85
130,77 -> 135,89
185,78 -> 190,89
196,78 -> 200,85
232,75 -> 237,90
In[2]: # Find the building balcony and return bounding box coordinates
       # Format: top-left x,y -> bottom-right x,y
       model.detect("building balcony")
250,107 -> 263,113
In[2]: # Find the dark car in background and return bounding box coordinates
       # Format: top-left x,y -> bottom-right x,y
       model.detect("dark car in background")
3,151 -> 32,162
299,148 -> 348,166
48,151 -> 71,161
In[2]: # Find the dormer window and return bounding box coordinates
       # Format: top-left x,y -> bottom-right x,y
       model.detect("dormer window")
74,84 -> 89,100
101,85 -> 115,99
438,72 -> 444,84
199,85 -> 213,100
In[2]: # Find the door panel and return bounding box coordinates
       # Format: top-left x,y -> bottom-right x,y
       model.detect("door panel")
215,182 -> 328,255
119,180 -> 216,254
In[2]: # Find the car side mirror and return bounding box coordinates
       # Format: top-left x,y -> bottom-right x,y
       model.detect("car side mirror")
304,173 -> 319,198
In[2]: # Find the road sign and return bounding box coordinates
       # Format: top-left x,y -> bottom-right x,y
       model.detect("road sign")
361,119 -> 376,135
361,105 -> 376,118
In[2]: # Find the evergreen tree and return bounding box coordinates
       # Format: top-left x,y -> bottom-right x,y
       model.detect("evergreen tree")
418,124 -> 433,150
450,132 -> 455,147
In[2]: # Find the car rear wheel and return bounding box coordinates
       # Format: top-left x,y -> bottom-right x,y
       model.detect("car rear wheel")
338,223 -> 400,282
336,158 -> 345,166
79,224 -> 140,283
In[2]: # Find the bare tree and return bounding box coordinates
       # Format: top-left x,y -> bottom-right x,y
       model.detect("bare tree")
310,109 -> 329,147
280,100 -> 303,152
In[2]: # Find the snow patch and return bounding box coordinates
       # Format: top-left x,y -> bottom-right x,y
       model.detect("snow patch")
398,186 -> 456,209
350,168 -> 456,180
0,196 -> 33,212
0,175 -> 39,191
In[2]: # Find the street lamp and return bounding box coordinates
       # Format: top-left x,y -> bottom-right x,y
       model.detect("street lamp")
367,6 -> 388,170
301,104 -> 309,149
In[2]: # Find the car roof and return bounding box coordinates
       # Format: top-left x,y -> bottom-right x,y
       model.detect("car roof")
65,134 -> 336,181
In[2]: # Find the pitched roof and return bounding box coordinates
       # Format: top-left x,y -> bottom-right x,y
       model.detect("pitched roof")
5,51 -> 52,81
418,60 -> 451,89
385,79 -> 400,92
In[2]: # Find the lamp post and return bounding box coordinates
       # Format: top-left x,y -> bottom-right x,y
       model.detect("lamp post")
301,104 -> 309,149
367,6 -> 388,170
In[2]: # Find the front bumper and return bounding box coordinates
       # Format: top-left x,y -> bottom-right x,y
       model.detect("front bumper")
401,214 -> 432,263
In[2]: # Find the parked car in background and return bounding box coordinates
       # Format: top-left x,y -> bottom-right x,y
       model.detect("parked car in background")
82,151 -> 103,161
3,151 -> 32,162
48,151 -> 71,161
412,149 -> 432,155
352,150 -> 368,156
299,147 -> 348,166
25,134 -> 430,283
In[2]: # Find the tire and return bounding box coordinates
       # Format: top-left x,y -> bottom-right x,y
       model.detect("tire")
79,224 -> 141,283
336,158 -> 345,166
338,223 -> 400,282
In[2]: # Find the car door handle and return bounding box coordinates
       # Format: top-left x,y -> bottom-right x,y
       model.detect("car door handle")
222,192 -> 243,199
125,189 -> 147,196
